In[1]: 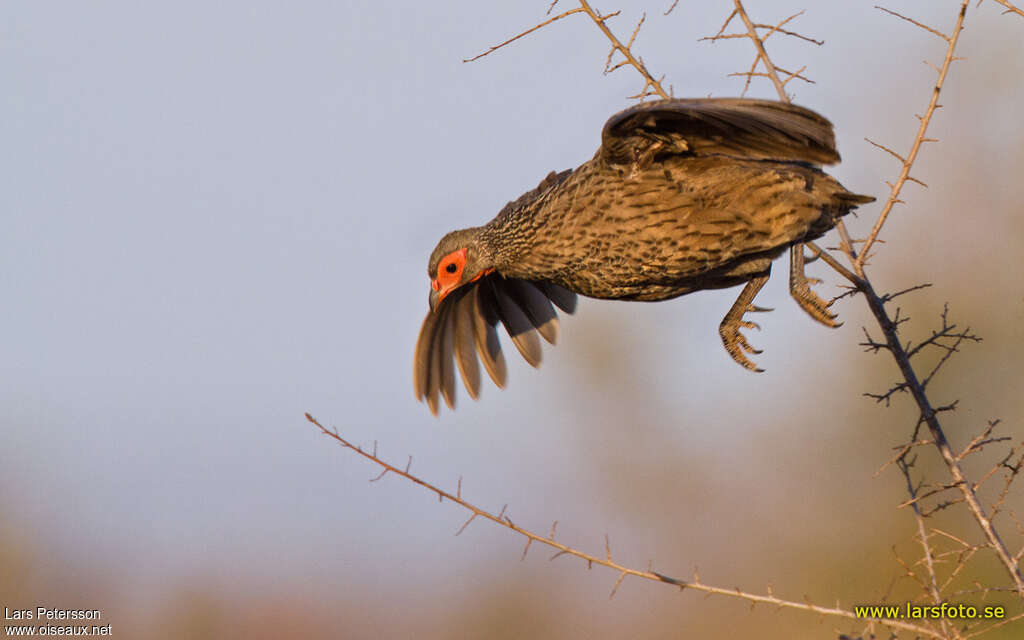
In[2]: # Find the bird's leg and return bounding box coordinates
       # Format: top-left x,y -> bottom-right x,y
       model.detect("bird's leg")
719,273 -> 771,373
789,243 -> 840,328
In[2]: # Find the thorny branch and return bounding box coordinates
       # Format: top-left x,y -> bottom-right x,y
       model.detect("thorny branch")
702,5 -> 822,97
701,11 -> 823,46
465,1 -> 670,100
988,0 -> 1024,18
576,0 -> 669,99
897,456 -> 953,638
845,1 -> 1022,596
854,4 -> 967,267
860,304 -> 982,400
305,413 -> 947,639
462,7 -> 585,63
733,2 -> 801,100
723,0 -> 1024,598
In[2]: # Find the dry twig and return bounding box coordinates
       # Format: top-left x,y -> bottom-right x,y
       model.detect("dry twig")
305,412 -> 947,638
855,4 -> 967,266
701,4 -> 822,97
988,0 -> 1024,18
464,1 -> 669,99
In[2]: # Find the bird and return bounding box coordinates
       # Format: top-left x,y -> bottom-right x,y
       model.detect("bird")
413,98 -> 873,415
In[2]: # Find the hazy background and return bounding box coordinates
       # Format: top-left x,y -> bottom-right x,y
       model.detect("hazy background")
2,1 -> 1022,638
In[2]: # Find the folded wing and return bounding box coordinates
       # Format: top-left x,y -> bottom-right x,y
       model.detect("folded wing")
600,98 -> 840,167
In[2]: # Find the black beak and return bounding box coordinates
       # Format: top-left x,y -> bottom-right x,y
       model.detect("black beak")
429,289 -> 440,313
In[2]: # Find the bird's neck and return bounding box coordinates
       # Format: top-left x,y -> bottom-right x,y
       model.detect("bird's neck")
478,205 -> 544,274
477,167 -> 577,278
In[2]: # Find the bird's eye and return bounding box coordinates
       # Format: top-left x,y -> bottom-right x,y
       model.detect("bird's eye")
445,262 -> 458,274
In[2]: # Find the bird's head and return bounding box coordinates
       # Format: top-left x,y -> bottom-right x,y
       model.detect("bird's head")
426,227 -> 494,312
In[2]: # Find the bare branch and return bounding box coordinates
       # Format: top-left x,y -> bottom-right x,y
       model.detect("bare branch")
755,23 -> 823,46
857,2 -> 968,267
804,241 -> 858,284
700,10 -> 822,46
857,273 -> 1024,594
732,1 -> 789,101
988,0 -> 1024,17
463,8 -> 586,63
878,283 -> 933,303
897,457 -> 947,622
305,413 -> 947,638
578,1 -> 669,98
865,137 -> 908,164
875,6 -> 952,41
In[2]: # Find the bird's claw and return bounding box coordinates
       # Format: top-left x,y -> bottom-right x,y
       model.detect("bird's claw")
790,280 -> 841,327
719,275 -> 771,372
719,318 -> 765,372
789,246 -> 841,328
740,319 -> 761,334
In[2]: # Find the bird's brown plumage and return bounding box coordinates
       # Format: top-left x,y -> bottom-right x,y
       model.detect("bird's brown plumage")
414,98 -> 873,414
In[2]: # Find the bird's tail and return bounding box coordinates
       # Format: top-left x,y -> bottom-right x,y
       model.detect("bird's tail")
836,191 -> 876,206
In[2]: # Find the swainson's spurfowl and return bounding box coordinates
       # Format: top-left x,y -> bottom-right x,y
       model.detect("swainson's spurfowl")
414,98 -> 873,414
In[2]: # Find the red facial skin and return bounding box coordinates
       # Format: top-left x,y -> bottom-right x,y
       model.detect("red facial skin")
430,248 -> 493,311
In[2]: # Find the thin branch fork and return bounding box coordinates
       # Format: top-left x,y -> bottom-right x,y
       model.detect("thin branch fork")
713,4 -> 821,104
577,0 -> 669,98
464,2 -> 669,100
604,11 -> 645,74
702,9 -> 822,45
305,413 -> 947,639
990,0 -> 1024,18
731,1 -> 797,101
727,66 -> 813,86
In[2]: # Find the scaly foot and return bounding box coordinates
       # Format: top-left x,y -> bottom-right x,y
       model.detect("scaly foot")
719,275 -> 771,372
789,244 -> 840,328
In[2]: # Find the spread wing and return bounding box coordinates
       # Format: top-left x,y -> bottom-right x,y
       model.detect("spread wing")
600,98 -> 840,167
413,276 -> 577,416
